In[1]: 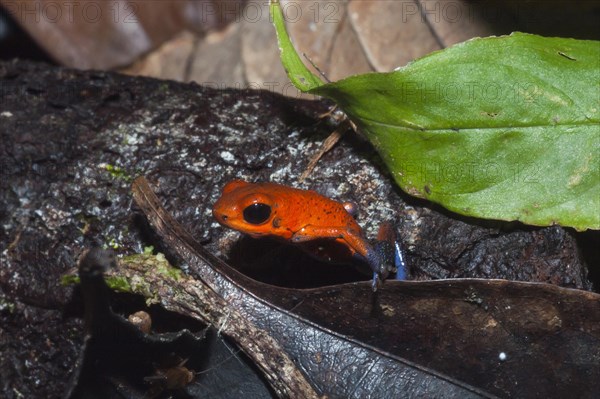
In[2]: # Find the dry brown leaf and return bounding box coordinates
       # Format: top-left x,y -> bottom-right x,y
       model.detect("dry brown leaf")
0,0 -> 234,69
122,31 -> 197,81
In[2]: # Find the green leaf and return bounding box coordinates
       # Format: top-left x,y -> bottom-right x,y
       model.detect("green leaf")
271,1 -> 600,231
270,0 -> 323,91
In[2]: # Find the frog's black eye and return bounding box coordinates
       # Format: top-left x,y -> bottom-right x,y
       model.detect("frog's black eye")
243,203 -> 271,225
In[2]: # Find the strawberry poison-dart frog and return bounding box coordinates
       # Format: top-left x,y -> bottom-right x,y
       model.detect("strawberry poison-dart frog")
212,180 -> 406,290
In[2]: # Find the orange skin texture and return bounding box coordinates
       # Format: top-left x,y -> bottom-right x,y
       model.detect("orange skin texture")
212,180 -> 374,265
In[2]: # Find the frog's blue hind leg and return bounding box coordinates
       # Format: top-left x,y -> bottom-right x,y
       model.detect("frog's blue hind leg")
359,248 -> 386,291
393,240 -> 407,280
370,231 -> 407,282
362,225 -> 408,290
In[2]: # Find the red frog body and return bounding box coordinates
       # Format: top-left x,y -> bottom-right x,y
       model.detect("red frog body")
212,180 -> 404,289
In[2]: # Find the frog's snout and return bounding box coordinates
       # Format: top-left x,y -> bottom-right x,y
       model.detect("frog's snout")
212,207 -> 229,224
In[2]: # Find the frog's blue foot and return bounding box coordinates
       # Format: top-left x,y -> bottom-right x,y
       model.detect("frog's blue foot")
369,239 -> 407,281
360,223 -> 408,291
366,224 -> 408,291
365,243 -> 396,292
393,240 -> 407,280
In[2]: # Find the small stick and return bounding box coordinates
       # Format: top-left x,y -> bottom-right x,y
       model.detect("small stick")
299,119 -> 352,182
